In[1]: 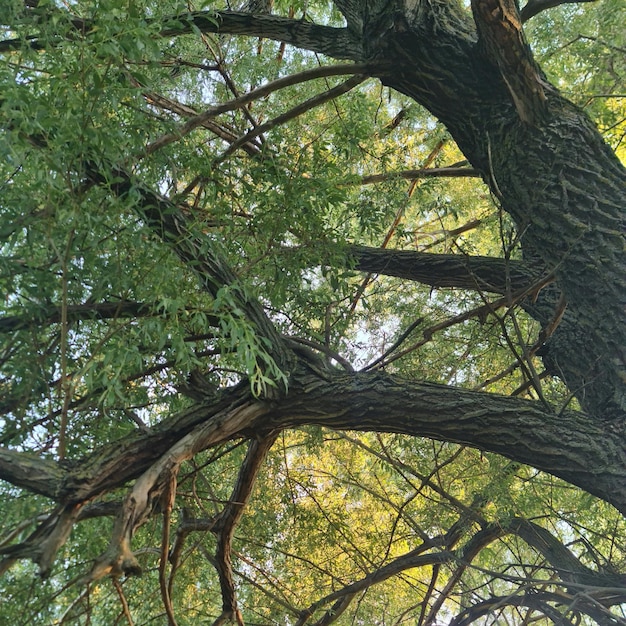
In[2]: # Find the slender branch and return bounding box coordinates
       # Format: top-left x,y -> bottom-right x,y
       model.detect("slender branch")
140,88 -> 261,158
214,75 -> 368,163
347,139 -> 446,316
356,166 -> 479,185
0,301 -> 219,334
213,434 -> 278,618
159,474 -> 179,626
112,578 -> 135,626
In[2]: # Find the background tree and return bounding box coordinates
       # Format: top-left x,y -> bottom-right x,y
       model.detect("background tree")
0,0 -> 625,624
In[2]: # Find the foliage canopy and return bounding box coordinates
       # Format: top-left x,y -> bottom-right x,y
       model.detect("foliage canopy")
1,0 -> 625,624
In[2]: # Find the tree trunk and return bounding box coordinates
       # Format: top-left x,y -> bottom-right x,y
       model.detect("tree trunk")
331,0 -> 626,420
185,1 -> 625,418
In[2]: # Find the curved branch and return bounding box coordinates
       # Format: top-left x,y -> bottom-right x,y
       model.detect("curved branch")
1,10 -> 363,61
270,370 -> 626,515
460,519 -> 626,596
213,435 -> 278,618
83,401 -> 266,584
449,593 -> 577,626
505,518 -> 626,591
159,12 -> 363,61
520,0 -> 599,22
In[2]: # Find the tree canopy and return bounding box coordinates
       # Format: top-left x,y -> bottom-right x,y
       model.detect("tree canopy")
1,0 -> 625,624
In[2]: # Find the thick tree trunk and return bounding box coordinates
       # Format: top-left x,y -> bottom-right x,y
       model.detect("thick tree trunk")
347,0 -> 626,420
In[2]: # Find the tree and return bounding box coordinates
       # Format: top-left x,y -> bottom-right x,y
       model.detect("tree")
0,0 -> 625,623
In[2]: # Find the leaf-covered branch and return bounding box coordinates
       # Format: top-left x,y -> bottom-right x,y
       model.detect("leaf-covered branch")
86,165 -> 295,394
0,301 -> 218,334
0,9 -> 363,60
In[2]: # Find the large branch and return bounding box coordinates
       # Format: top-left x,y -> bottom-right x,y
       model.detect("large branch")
2,367 -> 626,577
345,245 -> 540,294
83,400 -> 267,583
0,449 -> 65,499
87,165 -> 295,394
52,366 -> 626,517
161,12 -> 363,61
1,10 -> 363,60
269,370 -> 626,515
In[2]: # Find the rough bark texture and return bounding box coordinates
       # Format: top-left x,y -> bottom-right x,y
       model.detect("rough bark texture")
1,1 -> 625,613
331,0 -> 626,420
268,369 -> 626,516
347,245 -> 540,294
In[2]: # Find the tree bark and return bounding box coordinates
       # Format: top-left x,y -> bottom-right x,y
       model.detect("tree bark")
330,0 -> 626,420
268,370 -> 626,515
346,245 -> 540,294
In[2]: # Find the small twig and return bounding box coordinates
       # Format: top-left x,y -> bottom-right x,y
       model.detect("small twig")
112,579 -> 135,626
159,473 -> 179,626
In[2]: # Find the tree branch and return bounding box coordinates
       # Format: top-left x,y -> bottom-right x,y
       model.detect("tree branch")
0,449 -> 65,499
159,12 -> 363,61
0,301 -> 218,334
214,74 -> 367,163
1,10 -> 363,61
83,401 -> 266,584
145,64 -> 376,158
269,371 -> 626,515
213,435 -> 278,619
520,0 -> 599,23
345,245 -> 540,294
86,165 -> 295,394
356,166 -> 480,185
450,593 -> 578,626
